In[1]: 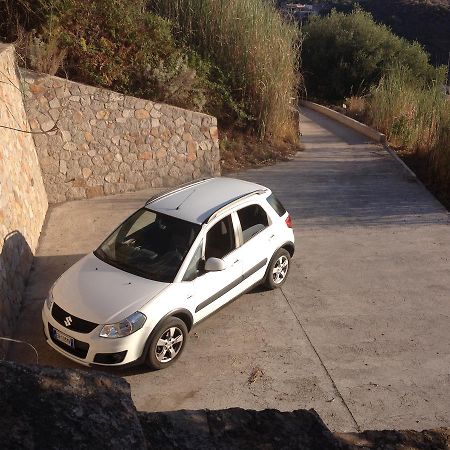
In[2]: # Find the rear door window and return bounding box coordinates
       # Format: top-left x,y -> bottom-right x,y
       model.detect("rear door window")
237,204 -> 269,244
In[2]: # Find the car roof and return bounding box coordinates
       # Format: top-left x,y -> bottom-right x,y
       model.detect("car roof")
146,177 -> 268,225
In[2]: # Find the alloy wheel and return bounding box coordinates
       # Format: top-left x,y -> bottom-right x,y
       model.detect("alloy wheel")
272,255 -> 289,284
155,326 -> 184,363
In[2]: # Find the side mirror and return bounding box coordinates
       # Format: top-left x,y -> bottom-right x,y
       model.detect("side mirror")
204,257 -> 226,272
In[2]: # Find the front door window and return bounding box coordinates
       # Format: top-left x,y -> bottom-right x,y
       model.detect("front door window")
205,215 -> 235,260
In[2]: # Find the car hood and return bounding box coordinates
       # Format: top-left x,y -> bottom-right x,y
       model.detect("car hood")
51,253 -> 168,324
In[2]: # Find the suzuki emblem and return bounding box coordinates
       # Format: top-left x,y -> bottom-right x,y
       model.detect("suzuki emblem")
64,316 -> 73,327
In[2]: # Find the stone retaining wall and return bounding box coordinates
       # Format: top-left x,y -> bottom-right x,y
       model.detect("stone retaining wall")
22,71 -> 221,203
0,45 -> 48,353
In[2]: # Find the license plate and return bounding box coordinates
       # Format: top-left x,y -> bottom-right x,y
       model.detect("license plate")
53,328 -> 75,348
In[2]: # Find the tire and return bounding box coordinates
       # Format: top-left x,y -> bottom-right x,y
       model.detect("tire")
145,317 -> 188,370
264,248 -> 291,290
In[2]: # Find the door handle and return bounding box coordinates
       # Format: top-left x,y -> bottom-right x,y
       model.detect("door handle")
269,234 -> 275,240
232,259 -> 240,266
187,295 -> 193,300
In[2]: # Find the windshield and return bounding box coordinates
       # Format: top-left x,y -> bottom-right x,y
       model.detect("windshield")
94,208 -> 201,283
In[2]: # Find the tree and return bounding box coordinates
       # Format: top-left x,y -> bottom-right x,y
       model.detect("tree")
301,8 -> 432,101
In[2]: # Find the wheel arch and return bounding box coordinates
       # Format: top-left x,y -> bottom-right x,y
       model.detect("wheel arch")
140,308 -> 193,365
170,309 -> 194,331
281,241 -> 295,257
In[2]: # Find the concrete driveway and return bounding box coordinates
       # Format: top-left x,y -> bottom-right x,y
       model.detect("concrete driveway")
8,108 -> 450,432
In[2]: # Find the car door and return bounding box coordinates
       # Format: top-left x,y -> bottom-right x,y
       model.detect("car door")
233,203 -> 274,291
186,214 -> 244,323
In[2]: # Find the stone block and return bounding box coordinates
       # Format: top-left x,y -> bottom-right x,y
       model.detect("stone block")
72,111 -> 83,124
66,187 -> 86,200
119,162 -> 131,173
84,132 -> 94,142
139,152 -> 151,160
124,153 -> 137,164
105,172 -> 119,183
86,185 -> 104,199
187,141 -> 198,162
29,83 -> 45,95
96,110 -> 109,120
40,156 -> 59,175
135,109 -> 150,119
210,126 -> 219,140
49,97 -> 60,109
82,167 -> 92,179
59,160 -> 67,175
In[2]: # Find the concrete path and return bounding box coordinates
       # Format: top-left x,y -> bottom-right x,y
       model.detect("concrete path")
8,108 -> 450,432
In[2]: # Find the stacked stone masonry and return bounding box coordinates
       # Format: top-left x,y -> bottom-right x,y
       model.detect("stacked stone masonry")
0,45 -> 48,351
22,71 -> 221,203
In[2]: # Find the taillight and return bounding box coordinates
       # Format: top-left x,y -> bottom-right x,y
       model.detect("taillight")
285,214 -> 293,228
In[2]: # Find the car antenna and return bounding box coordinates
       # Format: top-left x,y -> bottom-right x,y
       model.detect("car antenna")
176,189 -> 196,210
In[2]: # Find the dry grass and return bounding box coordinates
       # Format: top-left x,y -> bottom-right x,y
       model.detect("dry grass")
220,128 -> 301,173
151,0 -> 300,142
355,66 -> 450,207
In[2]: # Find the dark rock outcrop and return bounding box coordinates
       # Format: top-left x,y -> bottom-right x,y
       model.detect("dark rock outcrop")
139,408 -> 349,450
1,360 -> 449,449
0,361 -> 146,449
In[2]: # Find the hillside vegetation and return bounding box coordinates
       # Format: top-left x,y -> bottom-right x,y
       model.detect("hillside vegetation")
0,0 -> 300,163
319,0 -> 450,66
301,8 -> 434,101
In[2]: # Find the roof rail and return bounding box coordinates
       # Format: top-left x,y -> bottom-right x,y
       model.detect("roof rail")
145,178 -> 212,206
204,189 -> 267,224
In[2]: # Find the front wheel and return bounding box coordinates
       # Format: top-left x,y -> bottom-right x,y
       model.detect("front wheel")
145,317 -> 188,370
264,248 -> 291,290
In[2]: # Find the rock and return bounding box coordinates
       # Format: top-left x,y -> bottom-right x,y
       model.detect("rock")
139,151 -> 151,160
135,109 -> 150,119
139,408 -> 348,450
0,361 -> 146,450
96,110 -> 109,120
82,167 -> 92,179
86,185 -> 104,199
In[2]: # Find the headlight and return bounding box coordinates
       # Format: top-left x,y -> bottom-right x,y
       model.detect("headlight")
45,291 -> 54,310
99,311 -> 147,338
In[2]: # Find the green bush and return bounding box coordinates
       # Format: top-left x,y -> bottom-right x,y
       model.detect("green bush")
27,0 -> 205,106
150,0 -> 300,141
302,8 -> 433,101
5,0 -> 240,114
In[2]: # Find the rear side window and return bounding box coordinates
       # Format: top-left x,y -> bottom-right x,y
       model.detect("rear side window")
267,194 -> 286,217
237,204 -> 269,244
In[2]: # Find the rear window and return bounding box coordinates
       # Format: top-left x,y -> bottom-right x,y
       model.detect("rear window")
266,194 -> 287,217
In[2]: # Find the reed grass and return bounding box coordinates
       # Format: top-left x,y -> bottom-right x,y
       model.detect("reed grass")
151,0 -> 300,141
367,65 -> 450,196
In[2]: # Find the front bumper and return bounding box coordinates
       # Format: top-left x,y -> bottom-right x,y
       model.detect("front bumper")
42,305 -> 149,367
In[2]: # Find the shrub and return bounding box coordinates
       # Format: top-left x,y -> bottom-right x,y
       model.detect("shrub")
150,0 -> 300,141
7,0 -> 221,113
301,8 -> 433,101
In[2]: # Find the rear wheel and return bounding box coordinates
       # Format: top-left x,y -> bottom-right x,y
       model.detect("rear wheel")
264,248 -> 290,290
145,317 -> 188,370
